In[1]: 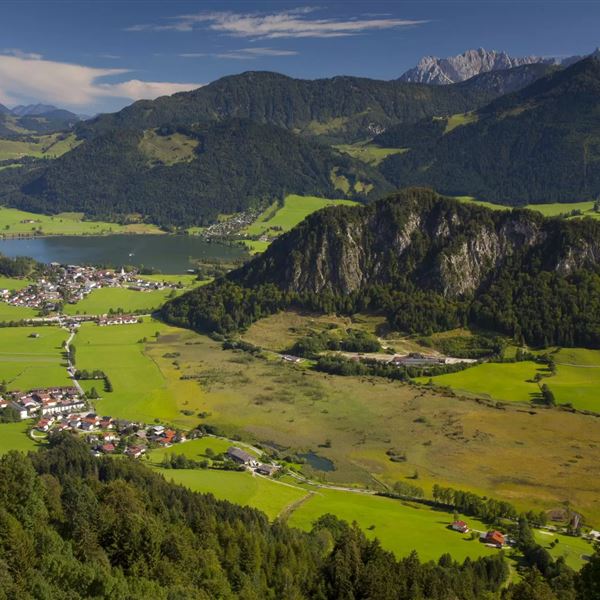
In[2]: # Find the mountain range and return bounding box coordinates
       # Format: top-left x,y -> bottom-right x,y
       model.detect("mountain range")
0,103 -> 83,136
398,47 -> 597,84
0,63 -> 562,226
1,51 -> 600,226
163,188 -> 600,348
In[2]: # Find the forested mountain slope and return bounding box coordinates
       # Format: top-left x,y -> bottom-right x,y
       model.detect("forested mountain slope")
0,119 -> 391,226
163,188 -> 600,347
379,57 -> 600,204
78,68 -> 551,144
0,434 -> 515,599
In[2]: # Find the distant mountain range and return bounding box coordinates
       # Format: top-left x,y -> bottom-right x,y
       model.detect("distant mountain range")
0,103 -> 84,136
399,47 -> 597,85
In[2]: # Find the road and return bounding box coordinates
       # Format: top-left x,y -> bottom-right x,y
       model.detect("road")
64,329 -> 84,396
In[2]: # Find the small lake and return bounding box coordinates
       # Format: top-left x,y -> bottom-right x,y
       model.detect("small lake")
0,235 -> 246,274
299,452 -> 335,472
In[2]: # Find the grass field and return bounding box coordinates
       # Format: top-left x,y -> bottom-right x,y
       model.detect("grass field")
0,421 -> 40,455
0,326 -> 70,390
419,348 -> 600,412
416,361 -> 545,404
64,278 -> 206,316
0,206 -> 162,236
0,132 -> 81,160
335,142 -> 408,166
155,467 -> 306,520
0,276 -> 33,290
244,195 -> 358,238
64,287 -> 178,316
444,112 -> 479,134
147,324 -> 600,524
455,196 -> 600,220
0,303 -> 37,322
74,320 -> 205,427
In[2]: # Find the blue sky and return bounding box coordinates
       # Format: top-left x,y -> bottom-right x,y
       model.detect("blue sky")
0,0 -> 598,113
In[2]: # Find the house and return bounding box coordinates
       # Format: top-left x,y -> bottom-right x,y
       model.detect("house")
256,464 -> 279,477
125,445 -> 146,458
100,443 -> 116,454
451,520 -> 469,533
227,446 -> 259,467
484,531 -> 505,548
35,418 -> 54,432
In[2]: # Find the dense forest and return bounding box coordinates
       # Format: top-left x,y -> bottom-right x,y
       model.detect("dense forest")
379,57 -> 600,204
0,119 -> 390,226
0,252 -> 40,278
1,434 -> 599,599
162,189 -> 600,348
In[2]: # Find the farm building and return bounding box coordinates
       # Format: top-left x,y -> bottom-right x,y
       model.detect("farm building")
451,520 -> 469,533
227,446 -> 259,467
484,531 -> 505,548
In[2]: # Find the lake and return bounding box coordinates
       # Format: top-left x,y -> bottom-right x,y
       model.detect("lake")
0,235 -> 246,273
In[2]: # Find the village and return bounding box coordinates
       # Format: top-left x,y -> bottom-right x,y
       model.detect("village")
0,262 -> 181,312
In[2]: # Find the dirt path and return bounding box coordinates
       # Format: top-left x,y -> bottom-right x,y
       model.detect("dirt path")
276,491 -> 316,522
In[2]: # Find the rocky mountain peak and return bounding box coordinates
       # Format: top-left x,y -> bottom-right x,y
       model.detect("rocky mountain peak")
400,48 -> 556,84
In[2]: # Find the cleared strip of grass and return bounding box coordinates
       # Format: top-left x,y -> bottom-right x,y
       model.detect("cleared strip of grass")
154,467 -> 308,520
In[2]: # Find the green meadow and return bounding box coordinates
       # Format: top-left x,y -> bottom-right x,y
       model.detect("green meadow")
0,421 -> 40,455
64,287 -> 177,316
74,320 -> 203,427
0,276 -> 33,290
0,326 -> 70,390
288,488 -> 500,563
417,361 -> 544,403
335,142 -> 408,165
64,277 -> 206,316
0,206 -> 161,236
155,467 -> 306,520
419,347 -> 600,412
455,196 -> 600,219
0,132 -> 81,160
244,194 -> 358,238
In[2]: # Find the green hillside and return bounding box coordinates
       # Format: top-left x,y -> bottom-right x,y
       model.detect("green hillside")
380,57 -> 600,205
1,119 -> 390,226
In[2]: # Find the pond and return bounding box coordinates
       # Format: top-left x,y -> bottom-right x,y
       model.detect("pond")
0,234 -> 246,274
299,451 -> 336,472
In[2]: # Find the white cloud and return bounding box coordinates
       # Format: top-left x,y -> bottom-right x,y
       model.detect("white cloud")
180,47 -> 298,60
128,8 -> 427,39
2,48 -> 43,60
0,53 -> 202,107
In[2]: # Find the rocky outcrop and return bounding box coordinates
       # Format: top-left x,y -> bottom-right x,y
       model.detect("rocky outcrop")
231,189 -> 600,300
